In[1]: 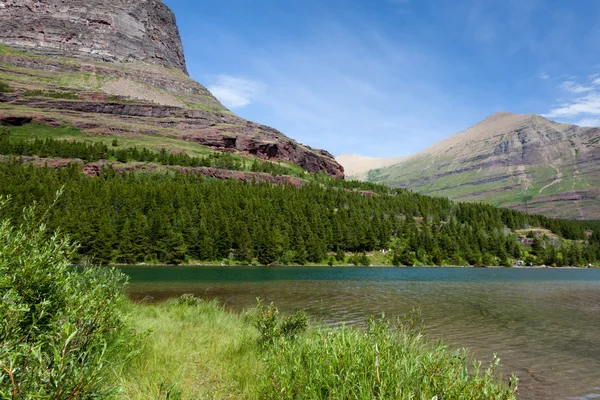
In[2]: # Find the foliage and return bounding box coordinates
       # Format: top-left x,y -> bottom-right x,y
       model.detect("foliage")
0,161 -> 597,266
258,314 -> 518,399
22,89 -> 79,99
0,129 -> 298,175
251,299 -> 308,346
0,80 -> 11,93
349,251 -> 371,266
0,195 -> 135,399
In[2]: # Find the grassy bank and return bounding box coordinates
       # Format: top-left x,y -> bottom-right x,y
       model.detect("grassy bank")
120,298 -> 518,399
121,299 -> 261,399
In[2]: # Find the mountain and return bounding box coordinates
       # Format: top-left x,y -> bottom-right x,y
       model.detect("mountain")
338,112 -> 600,219
0,0 -> 344,179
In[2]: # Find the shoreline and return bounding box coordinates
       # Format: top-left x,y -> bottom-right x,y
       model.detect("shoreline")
104,263 -> 597,269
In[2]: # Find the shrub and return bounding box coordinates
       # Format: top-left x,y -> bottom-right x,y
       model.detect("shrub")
178,293 -> 201,306
22,89 -> 79,99
251,299 -> 308,346
0,80 -> 11,93
0,194 -> 135,398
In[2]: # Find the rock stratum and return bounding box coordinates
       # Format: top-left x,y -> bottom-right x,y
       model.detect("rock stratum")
0,0 -> 344,178
338,112 -> 600,219
0,0 -> 187,73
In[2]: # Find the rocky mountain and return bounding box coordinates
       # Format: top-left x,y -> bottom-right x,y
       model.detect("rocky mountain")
0,0 -> 344,178
338,112 -> 600,219
0,0 -> 187,72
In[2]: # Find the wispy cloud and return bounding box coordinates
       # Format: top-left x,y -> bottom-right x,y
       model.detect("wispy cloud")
539,73 -> 550,80
576,117 -> 600,127
544,76 -> 600,121
559,80 -> 594,93
545,93 -> 600,118
207,75 -> 265,109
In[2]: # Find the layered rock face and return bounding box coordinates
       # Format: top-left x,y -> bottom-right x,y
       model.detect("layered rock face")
339,112 -> 600,219
0,1 -> 344,178
0,0 -> 187,73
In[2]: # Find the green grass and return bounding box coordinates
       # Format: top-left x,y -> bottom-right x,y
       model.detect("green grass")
121,298 -> 518,399
121,299 -> 261,399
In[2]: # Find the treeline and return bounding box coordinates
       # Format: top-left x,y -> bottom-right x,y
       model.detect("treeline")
0,129 -> 298,176
0,161 -> 598,266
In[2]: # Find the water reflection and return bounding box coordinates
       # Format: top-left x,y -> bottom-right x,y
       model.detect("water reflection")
123,267 -> 600,400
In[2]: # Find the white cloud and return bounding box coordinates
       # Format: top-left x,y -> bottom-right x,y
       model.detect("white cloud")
539,73 -> 550,80
207,75 -> 265,109
592,77 -> 600,86
576,118 -> 600,127
559,80 -> 594,93
544,93 -> 600,118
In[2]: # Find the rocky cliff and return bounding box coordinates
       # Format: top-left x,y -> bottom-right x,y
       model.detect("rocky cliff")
0,0 -> 344,178
0,0 -> 187,73
338,112 -> 600,219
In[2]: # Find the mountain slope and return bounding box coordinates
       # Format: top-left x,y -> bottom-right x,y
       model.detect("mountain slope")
338,112 -> 600,219
0,0 -> 344,178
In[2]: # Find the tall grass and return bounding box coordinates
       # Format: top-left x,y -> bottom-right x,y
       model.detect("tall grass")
259,316 -> 518,399
122,297 -> 517,399
121,298 -> 262,399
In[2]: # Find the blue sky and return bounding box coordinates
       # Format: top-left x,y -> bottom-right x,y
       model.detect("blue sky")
164,0 -> 600,157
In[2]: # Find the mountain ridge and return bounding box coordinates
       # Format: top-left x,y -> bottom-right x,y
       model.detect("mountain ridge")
337,112 -> 600,219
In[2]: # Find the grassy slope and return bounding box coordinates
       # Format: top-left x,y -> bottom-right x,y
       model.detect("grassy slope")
0,44 -> 226,112
3,122 -> 308,176
367,154 -> 598,219
121,299 -> 517,400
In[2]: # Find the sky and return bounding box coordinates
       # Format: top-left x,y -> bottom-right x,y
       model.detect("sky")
164,0 -> 600,158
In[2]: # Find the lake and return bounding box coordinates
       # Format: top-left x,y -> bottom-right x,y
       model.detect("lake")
122,266 -> 600,400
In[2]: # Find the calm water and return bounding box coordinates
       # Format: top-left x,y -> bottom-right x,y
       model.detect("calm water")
122,266 -> 600,400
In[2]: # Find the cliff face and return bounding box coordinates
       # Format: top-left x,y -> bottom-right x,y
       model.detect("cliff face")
0,0 -> 344,178
0,0 -> 187,73
339,112 -> 600,219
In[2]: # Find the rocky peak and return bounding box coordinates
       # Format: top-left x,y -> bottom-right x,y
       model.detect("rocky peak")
0,0 -> 187,73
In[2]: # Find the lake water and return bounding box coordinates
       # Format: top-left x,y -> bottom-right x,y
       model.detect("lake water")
122,266 -> 600,400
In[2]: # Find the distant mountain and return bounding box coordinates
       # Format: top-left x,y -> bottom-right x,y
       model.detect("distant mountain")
337,112 -> 600,219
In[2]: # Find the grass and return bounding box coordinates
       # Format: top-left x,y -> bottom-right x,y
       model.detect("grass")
120,298 -> 518,400
121,299 -> 262,399
4,122 -> 306,176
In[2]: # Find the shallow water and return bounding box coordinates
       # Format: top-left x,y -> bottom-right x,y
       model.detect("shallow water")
122,266 -> 600,399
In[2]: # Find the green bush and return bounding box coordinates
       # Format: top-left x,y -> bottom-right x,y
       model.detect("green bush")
0,195 -> 135,398
252,299 -> 308,346
259,315 -> 518,399
0,80 -> 11,93
22,89 -> 79,99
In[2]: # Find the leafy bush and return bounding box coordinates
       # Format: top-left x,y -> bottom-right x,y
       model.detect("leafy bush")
0,195 -> 135,398
259,315 -> 518,399
178,293 -> 201,306
252,299 -> 308,346
349,251 -> 371,266
0,80 -> 11,93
